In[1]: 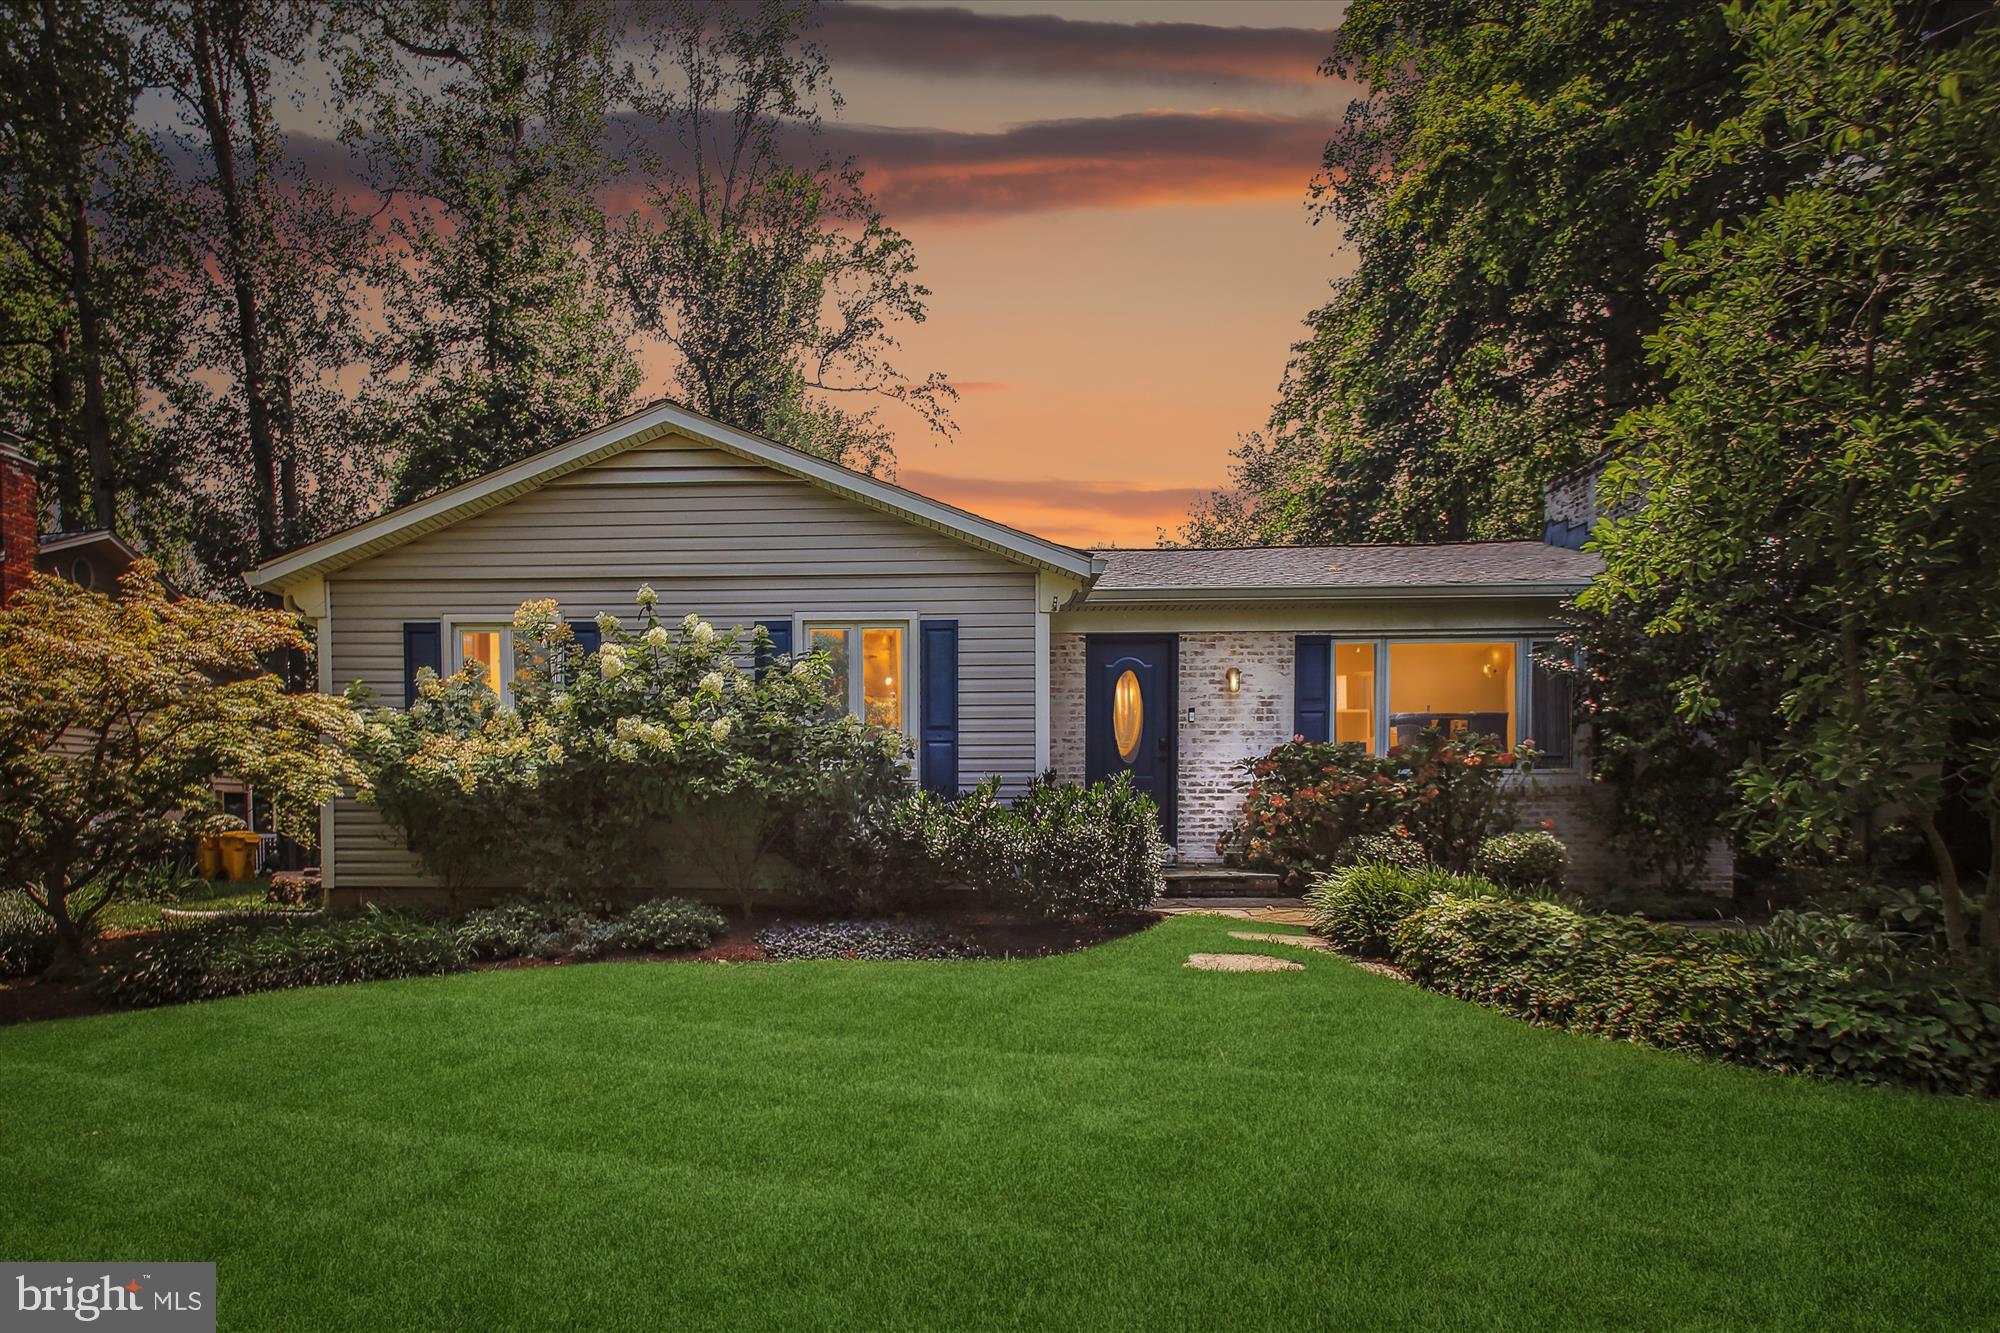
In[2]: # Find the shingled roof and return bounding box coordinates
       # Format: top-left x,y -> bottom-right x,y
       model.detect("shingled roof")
1084,541 -> 1602,602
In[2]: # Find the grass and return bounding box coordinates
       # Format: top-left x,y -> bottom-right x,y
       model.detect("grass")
1,913 -> 1995,1330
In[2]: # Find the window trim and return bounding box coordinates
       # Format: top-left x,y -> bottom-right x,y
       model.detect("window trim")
442,616 -> 519,706
791,611 -> 921,741
1326,632 -> 1574,767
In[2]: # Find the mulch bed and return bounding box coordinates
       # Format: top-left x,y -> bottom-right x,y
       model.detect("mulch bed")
0,906 -> 1162,1027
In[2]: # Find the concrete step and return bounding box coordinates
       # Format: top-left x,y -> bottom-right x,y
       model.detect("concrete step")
1161,866 -> 1286,898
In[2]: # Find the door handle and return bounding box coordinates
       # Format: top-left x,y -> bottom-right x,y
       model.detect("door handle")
1155,735 -> 1170,762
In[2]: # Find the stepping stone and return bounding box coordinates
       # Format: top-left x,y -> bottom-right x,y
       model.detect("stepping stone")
1184,953 -> 1304,973
1228,931 -> 1331,952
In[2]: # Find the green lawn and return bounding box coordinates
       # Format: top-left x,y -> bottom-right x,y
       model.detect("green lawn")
2,914 -> 1994,1330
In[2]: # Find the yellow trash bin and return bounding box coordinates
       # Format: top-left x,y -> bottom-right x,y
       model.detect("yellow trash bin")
194,833 -> 224,880
218,831 -> 262,882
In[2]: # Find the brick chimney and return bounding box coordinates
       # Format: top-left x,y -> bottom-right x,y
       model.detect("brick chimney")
0,436 -> 40,604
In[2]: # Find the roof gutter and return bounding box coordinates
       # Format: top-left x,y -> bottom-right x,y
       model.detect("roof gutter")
1082,580 -> 1593,605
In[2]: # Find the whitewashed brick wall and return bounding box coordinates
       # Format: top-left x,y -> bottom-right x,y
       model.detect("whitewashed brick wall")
1050,632 -> 1086,785
1173,632 -> 1297,861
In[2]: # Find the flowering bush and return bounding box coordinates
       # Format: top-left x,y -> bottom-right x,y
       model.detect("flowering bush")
1218,730 -> 1540,887
351,589 -> 909,910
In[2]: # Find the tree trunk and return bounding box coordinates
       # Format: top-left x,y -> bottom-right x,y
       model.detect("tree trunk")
190,1 -> 282,560
1914,809 -> 1971,967
1983,808 -> 1999,993
40,881 -> 95,983
65,186 -> 117,533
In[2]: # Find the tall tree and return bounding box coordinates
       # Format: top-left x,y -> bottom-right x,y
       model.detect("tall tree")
1585,0 -> 2000,976
0,0 -> 183,536
333,0 -> 638,504
1187,0 -> 1764,545
145,0 -> 379,577
607,0 -> 953,477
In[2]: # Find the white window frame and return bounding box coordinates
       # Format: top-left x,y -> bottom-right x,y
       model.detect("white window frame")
791,612 -> 921,742
443,617 -> 520,706
1328,633 -> 1572,767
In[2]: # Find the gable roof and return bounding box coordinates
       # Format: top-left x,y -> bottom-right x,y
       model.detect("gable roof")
1084,542 -> 1601,603
245,400 -> 1103,594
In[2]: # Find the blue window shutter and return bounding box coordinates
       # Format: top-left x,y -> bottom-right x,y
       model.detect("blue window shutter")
569,619 -> 602,656
1294,635 -> 1331,742
919,620 -> 959,793
403,622 -> 442,708
755,620 -> 792,679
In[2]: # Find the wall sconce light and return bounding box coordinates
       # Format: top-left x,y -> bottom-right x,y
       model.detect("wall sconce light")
1224,667 -> 1242,695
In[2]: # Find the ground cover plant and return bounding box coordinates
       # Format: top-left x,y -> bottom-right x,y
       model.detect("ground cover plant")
754,919 -> 985,961
0,914 -> 1994,1330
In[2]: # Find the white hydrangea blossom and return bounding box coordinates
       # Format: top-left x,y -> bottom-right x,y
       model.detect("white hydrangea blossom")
691,621 -> 715,644
550,693 -> 573,714
614,715 -> 642,740
636,584 -> 658,609
644,625 -> 671,647
710,716 -> 733,742
595,612 -> 620,636
599,646 -> 627,680
670,697 -> 693,720
544,743 -> 565,764
698,671 -> 725,695
680,612 -> 701,631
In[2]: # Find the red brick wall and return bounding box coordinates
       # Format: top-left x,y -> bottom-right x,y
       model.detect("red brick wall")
0,445 -> 37,605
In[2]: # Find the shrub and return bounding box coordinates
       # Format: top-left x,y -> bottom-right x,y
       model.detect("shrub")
1219,731 -> 1540,887
1341,831 -> 1429,870
454,899 -> 570,961
755,919 -> 985,961
1305,864 -> 1496,958
96,910 -> 462,1008
614,897 -> 727,953
927,774 -> 1166,920
1216,741 -> 1403,886
0,893 -> 58,981
769,743 -> 935,912
1474,831 -> 1569,893
1392,897 -> 2000,1095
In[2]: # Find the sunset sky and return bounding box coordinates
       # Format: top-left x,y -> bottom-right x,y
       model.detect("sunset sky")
802,1 -> 1358,546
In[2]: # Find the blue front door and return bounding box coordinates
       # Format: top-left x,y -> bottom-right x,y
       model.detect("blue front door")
1085,635 -> 1177,844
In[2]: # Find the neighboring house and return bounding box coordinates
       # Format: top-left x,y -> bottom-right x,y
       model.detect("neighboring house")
0,438 -> 280,853
244,401 -> 1731,903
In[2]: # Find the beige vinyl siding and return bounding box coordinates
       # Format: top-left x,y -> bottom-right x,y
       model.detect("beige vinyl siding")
327,433 -> 1040,891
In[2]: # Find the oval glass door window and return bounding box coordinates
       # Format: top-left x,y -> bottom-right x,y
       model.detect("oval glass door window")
1112,669 -> 1144,762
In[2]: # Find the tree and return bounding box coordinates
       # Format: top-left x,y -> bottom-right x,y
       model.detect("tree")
0,562 -> 356,976
143,0 -> 381,576
607,0 -> 954,476
0,0 -> 186,537
1585,0 -> 2000,979
1185,0 -> 1767,545
332,0 -> 639,504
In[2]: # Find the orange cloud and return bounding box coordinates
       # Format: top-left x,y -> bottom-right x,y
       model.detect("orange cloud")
898,468 -> 1207,548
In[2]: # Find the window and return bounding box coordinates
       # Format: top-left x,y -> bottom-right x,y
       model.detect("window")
451,625 -> 536,705
1387,641 -> 1517,750
802,621 -> 908,733
1334,642 -> 1377,752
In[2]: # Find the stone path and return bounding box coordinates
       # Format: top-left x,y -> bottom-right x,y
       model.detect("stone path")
1183,952 -> 1304,973
1227,930 -> 1331,952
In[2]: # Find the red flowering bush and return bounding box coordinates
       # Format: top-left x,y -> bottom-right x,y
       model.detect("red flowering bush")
1218,729 -> 1540,887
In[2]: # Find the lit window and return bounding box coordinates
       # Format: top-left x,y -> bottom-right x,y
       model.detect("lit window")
1387,641 -> 1516,750
802,622 -> 907,733
1334,642 -> 1377,753
454,626 -> 536,705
